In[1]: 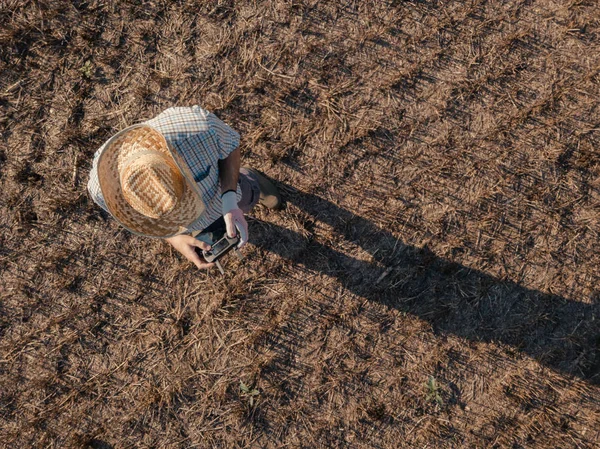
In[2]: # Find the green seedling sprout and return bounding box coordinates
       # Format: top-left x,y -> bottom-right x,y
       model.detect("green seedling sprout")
240,380 -> 260,406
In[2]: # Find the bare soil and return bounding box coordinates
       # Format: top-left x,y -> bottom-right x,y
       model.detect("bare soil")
1,0 -> 599,448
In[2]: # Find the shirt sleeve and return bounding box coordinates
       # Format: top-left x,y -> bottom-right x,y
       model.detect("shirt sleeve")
206,112 -> 240,159
87,146 -> 110,213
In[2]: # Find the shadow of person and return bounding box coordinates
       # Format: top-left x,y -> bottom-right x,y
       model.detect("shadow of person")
250,184 -> 600,384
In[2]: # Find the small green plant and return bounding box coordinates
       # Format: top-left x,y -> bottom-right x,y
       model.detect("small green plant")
239,380 -> 260,406
80,60 -> 94,79
425,376 -> 443,406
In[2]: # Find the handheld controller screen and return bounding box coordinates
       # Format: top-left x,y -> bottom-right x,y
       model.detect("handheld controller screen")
211,238 -> 230,254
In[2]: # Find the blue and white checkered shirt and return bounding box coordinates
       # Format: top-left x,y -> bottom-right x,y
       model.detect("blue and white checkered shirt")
87,106 -> 241,234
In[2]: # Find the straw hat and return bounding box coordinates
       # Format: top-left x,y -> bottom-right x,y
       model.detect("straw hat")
97,124 -> 205,237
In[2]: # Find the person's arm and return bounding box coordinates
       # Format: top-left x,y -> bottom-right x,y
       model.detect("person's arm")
218,146 -> 240,193
218,147 -> 249,247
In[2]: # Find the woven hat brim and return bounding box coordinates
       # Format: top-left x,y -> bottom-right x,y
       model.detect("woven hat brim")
97,124 -> 205,238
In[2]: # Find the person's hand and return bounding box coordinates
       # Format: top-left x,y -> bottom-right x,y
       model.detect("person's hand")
224,208 -> 249,247
221,191 -> 249,248
165,234 -> 215,270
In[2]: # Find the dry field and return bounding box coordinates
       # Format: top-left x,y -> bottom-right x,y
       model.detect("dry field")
1,0 -> 600,447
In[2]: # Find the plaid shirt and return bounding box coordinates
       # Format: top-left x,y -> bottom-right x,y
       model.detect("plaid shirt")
87,106 -> 241,234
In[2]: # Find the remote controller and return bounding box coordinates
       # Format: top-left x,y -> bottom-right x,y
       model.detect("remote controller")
195,233 -> 241,274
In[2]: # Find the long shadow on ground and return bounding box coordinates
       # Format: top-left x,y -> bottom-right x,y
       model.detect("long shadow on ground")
251,185 -> 600,384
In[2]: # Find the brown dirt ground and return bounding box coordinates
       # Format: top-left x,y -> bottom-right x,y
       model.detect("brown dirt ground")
1,0 -> 600,448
